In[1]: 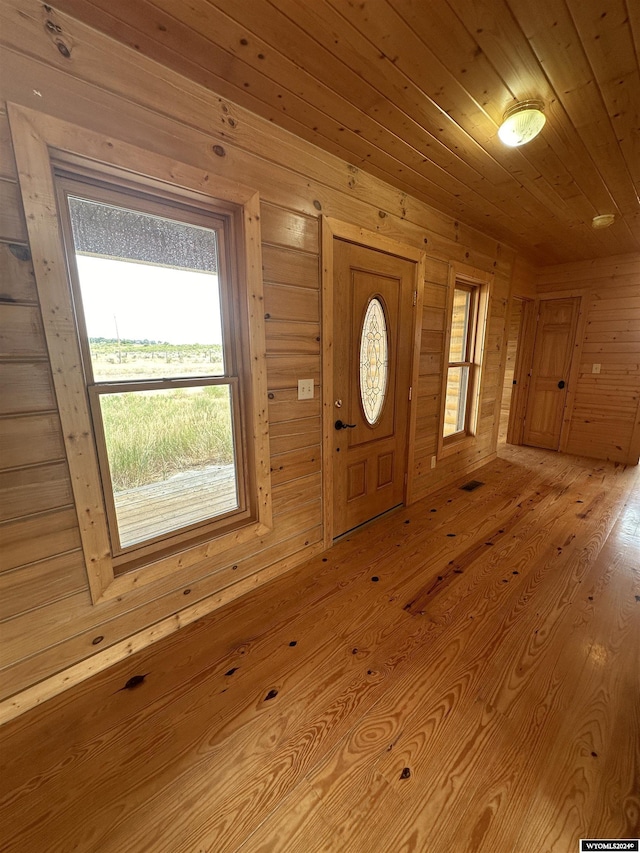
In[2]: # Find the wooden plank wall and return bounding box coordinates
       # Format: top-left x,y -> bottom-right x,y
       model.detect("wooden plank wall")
412,256 -> 512,501
499,299 -> 524,441
537,254 -> 640,464
510,255 -> 537,299
0,2 -> 515,708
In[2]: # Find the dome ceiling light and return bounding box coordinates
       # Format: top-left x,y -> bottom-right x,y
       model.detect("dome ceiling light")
592,214 -> 615,229
498,100 -> 546,147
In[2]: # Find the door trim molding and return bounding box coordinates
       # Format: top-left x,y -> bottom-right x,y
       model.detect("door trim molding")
321,217 -> 426,546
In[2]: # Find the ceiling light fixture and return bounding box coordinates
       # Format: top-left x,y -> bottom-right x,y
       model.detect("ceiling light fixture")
592,214 -> 615,229
498,100 -> 546,147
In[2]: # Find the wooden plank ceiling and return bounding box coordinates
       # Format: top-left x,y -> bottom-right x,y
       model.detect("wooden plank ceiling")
50,0 -> 640,265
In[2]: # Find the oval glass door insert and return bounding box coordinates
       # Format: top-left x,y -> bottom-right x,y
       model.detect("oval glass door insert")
359,297 -> 389,425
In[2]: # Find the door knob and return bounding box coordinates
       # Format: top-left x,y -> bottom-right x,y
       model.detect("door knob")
335,419 -> 356,430
557,380 -> 566,389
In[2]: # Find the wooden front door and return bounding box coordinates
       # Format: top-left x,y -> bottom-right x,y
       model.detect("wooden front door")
333,240 -> 415,537
523,297 -> 580,450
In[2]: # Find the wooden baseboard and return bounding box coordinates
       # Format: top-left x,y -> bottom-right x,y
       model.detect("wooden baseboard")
0,540 -> 325,726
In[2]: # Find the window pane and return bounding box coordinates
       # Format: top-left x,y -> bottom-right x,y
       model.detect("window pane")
443,366 -> 470,437
67,197 -> 225,382
359,297 -> 389,425
448,288 -> 471,362
98,385 -> 238,548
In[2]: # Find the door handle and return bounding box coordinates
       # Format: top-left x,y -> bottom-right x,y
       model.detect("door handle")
557,380 -> 566,389
335,419 -> 356,430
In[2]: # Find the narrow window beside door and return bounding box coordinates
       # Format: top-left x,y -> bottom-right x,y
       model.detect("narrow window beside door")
441,276 -> 488,446
443,283 -> 478,439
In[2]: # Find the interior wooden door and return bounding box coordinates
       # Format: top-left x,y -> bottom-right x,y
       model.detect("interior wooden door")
333,239 -> 415,537
523,297 -> 580,450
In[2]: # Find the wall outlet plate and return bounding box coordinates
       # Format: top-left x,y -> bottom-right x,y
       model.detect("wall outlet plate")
298,378 -> 314,400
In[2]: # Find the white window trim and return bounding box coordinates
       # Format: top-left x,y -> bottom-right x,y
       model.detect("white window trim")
9,104 -> 272,603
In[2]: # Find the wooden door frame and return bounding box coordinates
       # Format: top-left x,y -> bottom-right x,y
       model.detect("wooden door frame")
521,289 -> 589,453
321,217 -> 426,547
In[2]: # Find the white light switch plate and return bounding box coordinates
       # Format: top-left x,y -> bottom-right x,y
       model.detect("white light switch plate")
298,379 -> 314,400
592,363 -> 601,374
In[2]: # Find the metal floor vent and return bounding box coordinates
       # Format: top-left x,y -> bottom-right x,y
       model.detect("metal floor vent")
460,480 -> 484,492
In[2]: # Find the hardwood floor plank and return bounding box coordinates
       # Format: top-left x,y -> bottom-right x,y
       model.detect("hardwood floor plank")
234,780 -> 338,853
427,482 -> 640,851
0,445 -> 637,852
299,467 -> 608,848
511,502 -> 640,850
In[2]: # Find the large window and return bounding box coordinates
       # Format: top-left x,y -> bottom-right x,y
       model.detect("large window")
57,180 -> 250,558
443,283 -> 479,440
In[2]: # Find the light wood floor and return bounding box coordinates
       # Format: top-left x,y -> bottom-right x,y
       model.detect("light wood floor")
1,444 -> 638,852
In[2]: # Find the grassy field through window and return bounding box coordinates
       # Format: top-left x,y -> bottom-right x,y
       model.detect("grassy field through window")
92,342 -> 234,492
99,383 -> 234,491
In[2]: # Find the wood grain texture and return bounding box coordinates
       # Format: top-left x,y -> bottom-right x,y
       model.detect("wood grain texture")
3,103 -> 336,692
35,0 -> 640,263
0,550 -> 86,620
537,252 -> 640,464
0,507 -> 81,573
2,0 -> 632,764
0,413 -> 64,470
0,109 -> 17,180
0,362 -> 56,415
0,241 -> 36,302
0,443 -> 637,852
0,106 -> 329,698
0,304 -> 46,357
0,178 -> 26,242
0,462 -> 72,522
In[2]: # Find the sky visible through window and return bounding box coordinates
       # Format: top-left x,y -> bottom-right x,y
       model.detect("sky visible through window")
76,255 -> 222,346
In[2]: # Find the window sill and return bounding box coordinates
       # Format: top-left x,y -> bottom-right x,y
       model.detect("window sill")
95,518 -> 274,603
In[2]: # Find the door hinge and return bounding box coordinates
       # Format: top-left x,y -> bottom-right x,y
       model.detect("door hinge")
408,386 -> 412,401
413,290 -> 417,307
